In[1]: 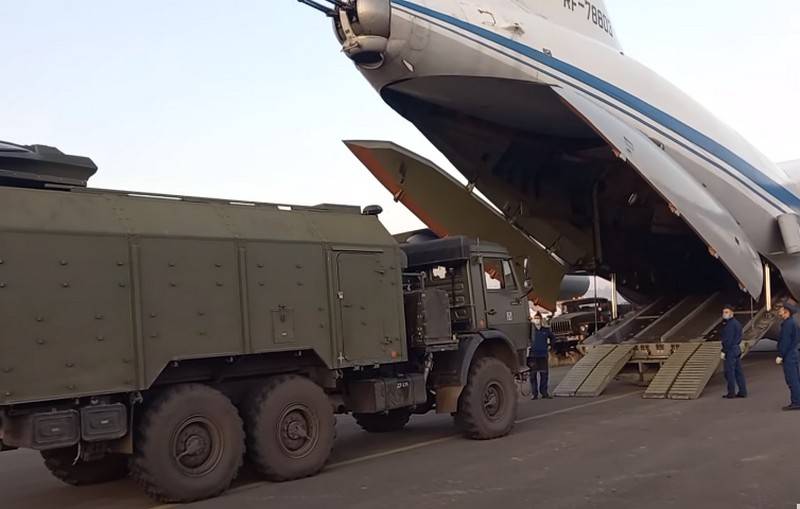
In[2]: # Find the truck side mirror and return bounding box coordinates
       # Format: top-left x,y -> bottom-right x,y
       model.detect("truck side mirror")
523,257 -> 532,289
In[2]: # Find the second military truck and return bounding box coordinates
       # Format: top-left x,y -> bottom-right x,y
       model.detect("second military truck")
0,142 -> 532,502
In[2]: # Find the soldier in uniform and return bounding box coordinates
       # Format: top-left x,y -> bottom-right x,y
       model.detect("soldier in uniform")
529,313 -> 556,400
776,303 -> 800,411
719,304 -> 747,399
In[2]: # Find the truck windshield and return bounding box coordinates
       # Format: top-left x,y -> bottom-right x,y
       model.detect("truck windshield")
563,301 -> 603,313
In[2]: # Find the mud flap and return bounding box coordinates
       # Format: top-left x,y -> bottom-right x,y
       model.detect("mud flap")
554,87 -> 763,298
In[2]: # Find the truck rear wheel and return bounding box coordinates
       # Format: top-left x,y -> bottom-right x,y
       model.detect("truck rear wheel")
353,408 -> 412,433
130,384 -> 245,503
243,375 -> 335,482
41,447 -> 129,486
455,356 -> 517,440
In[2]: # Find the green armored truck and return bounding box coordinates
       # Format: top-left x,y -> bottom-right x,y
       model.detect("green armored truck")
0,142 -> 532,502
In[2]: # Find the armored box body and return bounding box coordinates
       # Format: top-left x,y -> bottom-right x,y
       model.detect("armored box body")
0,186 -> 407,406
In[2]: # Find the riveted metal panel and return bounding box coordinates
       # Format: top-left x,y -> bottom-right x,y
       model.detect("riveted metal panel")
335,250 -> 406,366
0,186 -> 398,249
138,238 -> 242,385
246,242 -> 334,364
0,233 -> 135,405
271,308 -> 296,344
0,184 -> 403,402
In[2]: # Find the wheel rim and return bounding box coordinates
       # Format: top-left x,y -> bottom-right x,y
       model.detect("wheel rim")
276,403 -> 319,459
170,416 -> 224,477
483,380 -> 505,421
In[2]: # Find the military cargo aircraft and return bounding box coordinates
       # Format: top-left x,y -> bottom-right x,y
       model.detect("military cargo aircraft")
298,0 -> 800,311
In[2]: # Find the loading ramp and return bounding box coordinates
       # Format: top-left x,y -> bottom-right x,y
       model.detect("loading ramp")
663,342 -> 724,399
553,344 -> 636,397
643,342 -> 719,399
556,293 -> 781,400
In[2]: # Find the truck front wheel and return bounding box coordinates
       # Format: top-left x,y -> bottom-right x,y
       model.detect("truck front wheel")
130,384 -> 245,503
353,408 -> 412,433
42,447 -> 129,486
455,357 -> 517,440
243,375 -> 335,482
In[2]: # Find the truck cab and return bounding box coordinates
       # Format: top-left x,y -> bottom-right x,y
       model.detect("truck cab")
401,236 -> 530,364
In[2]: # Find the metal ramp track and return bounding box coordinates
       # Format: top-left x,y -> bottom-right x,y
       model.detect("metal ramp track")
659,293 -> 720,341
553,345 -> 634,397
574,345 -> 636,397
665,342 -> 722,400
554,345 -> 617,397
642,343 -> 702,399
587,296 -> 682,345
633,295 -> 708,341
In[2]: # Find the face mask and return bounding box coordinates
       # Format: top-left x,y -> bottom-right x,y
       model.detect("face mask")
722,312 -> 732,320
533,319 -> 542,327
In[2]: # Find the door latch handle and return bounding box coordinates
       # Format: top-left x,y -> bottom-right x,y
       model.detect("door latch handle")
487,308 -> 497,316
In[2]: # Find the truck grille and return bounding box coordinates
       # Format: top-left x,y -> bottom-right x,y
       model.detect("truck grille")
550,319 -> 572,335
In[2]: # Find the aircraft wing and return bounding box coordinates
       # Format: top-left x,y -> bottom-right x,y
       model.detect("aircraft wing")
345,140 -> 566,309
553,87 -> 764,298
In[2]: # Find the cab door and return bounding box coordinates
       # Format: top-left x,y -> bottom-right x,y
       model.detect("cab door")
482,257 -> 529,345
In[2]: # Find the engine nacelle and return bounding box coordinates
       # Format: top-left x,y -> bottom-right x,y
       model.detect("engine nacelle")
334,0 -> 391,68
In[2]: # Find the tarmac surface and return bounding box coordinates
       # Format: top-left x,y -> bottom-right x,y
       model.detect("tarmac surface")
1,349 -> 798,509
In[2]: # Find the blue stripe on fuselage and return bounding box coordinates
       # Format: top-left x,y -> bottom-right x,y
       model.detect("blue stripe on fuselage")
391,0 -> 800,210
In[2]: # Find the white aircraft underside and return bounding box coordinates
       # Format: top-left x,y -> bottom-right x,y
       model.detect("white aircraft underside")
303,0 -> 800,306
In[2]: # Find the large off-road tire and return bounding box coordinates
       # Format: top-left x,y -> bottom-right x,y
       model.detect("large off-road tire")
353,408 -> 412,433
455,356 -> 517,440
130,383 -> 245,503
243,375 -> 335,482
41,447 -> 129,486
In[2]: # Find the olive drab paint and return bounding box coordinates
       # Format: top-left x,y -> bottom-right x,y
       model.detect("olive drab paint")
0,185 -> 407,405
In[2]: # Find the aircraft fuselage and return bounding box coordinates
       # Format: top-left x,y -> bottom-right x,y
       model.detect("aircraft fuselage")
325,0 -> 800,303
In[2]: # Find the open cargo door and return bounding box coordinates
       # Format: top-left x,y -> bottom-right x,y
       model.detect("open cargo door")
553,87 -> 763,299
345,140 -> 566,309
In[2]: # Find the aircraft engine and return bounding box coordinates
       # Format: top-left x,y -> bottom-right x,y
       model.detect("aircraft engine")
333,0 -> 392,67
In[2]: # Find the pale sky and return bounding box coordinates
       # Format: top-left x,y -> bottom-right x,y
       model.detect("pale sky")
1,1 -> 798,233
